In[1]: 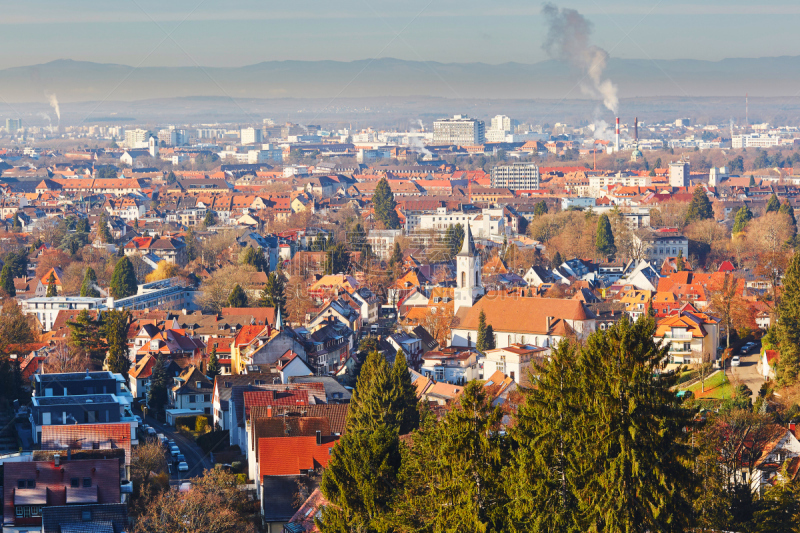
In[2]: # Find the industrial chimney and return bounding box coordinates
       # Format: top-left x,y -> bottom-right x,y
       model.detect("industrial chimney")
634,117 -> 639,143
615,117 -> 620,152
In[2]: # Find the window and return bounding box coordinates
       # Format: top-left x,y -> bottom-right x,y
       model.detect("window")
17,479 -> 25,489
189,395 -> 196,403
203,394 -> 211,402
461,272 -> 465,287
71,477 -> 80,487
83,478 -> 92,487
15,505 -> 43,518
26,479 -> 35,488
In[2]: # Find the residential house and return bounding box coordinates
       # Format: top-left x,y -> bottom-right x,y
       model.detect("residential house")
654,308 -> 720,365
170,365 -> 214,415
482,343 -> 550,385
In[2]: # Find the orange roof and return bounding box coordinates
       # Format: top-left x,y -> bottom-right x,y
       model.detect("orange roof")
233,325 -> 268,348
258,435 -> 338,477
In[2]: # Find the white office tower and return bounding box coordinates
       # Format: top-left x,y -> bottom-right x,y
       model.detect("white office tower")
491,163 -> 540,191
433,115 -> 486,145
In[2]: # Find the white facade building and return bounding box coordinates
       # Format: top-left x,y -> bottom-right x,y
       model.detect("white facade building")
433,115 -> 485,145
241,127 -> 263,145
732,133 -> 782,149
490,162 -> 540,190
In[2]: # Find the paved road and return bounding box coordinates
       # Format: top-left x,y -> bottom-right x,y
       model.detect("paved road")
144,415 -> 212,483
727,342 -> 764,400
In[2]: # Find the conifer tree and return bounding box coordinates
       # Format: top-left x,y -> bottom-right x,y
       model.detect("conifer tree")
388,241 -> 403,268
578,316 -> 695,532
109,257 -> 138,298
259,271 -> 286,313
103,309 -> 131,377
147,354 -> 169,414
203,210 -> 217,228
394,381 -> 508,532
780,201 -> 797,244
80,267 -> 100,297
777,251 -> 800,385
12,212 -> 21,231
732,205 -> 753,233
534,200 -> 548,216
389,351 -> 419,435
749,175 -> 756,187
373,177 -> 400,229
0,263 -> 15,296
166,170 -> 177,184
324,243 -> 350,275
98,214 -> 113,243
476,310 -> 489,353
595,213 -> 616,257
552,251 -> 563,268
75,217 -> 90,234
445,223 -> 465,258
484,324 -> 496,351
227,284 -> 247,308
676,249 -> 685,271
766,193 -> 781,213
68,310 -> 107,366
185,227 -> 198,262
45,272 -> 57,297
508,339 -> 583,532
346,351 -> 417,434
206,345 -> 220,380
686,185 -> 714,223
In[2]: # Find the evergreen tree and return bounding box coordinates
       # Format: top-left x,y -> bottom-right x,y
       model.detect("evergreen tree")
98,214 -> 113,243
508,339 -> 583,532
394,381 -> 508,532
777,251 -> 800,385
749,175 -> 756,187
324,243 -> 350,275
318,425 -> 401,533
595,213 -> 616,257
767,193 -> 781,213
578,317 -> 695,532
655,157 -> 662,169
484,324 -> 496,351
103,309 -> 131,377
109,257 -> 138,298
206,345 -> 220,380
45,272 -> 57,297
685,185 -> 714,223
68,310 -> 107,366
75,217 -> 90,234
732,205 -> 753,233
203,210 -> 217,228
346,351 -> 417,434
185,228 -> 198,262
780,201 -> 797,244
0,263 -> 15,297
259,271 -> 286,313
389,351 -> 420,435
387,241 -> 403,268
147,354 -> 169,414
534,200 -> 549,216
676,249 -> 685,271
445,223 -> 465,258
373,177 -> 400,229
227,284 -> 248,308
166,170 -> 177,184
4,251 -> 27,278
242,246 -> 269,272
347,222 -> 371,256
12,212 -> 21,231
80,267 -> 100,297
552,251 -> 563,268
476,310 -> 489,353
751,471 -> 800,533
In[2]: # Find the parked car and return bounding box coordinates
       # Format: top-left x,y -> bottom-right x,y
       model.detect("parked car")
170,446 -> 180,456
146,427 -> 157,437
176,454 -> 186,463
178,462 -> 189,472
731,356 -> 741,367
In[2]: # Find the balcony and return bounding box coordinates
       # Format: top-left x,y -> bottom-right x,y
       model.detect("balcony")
663,331 -> 693,340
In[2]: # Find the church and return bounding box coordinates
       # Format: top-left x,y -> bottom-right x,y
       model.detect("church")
450,224 -> 597,349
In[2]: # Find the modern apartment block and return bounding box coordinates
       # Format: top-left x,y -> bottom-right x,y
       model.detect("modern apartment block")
490,163 -> 540,190
432,115 -> 485,146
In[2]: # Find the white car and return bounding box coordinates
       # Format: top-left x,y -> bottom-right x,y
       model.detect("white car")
731,356 -> 741,367
178,461 -> 189,472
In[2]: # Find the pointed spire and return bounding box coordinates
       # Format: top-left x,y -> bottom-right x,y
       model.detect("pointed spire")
275,306 -> 283,331
457,223 -> 476,257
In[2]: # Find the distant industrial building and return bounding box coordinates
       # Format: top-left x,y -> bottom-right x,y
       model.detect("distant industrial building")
5,118 -> 22,133
491,163 -> 540,190
732,133 -> 782,149
433,115 -> 485,146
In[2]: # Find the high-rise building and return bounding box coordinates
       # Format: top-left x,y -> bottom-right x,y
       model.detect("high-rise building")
668,161 -> 690,188
124,129 -> 150,148
433,114 -> 485,146
491,163 -> 540,191
5,118 -> 22,133
241,127 -> 263,145
490,115 -> 512,132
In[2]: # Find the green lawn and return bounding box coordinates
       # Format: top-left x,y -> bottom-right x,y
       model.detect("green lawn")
683,371 -> 734,399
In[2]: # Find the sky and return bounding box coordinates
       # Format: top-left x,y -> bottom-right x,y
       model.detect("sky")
2,0 -> 800,69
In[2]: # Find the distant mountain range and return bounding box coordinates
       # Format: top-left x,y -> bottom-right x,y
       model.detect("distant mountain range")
3,56 -> 800,104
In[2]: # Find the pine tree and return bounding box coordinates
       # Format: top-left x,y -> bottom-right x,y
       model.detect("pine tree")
595,213 -> 616,257
0,263 -> 15,296
324,243 -> 350,275
76,217 -> 90,234
676,249 -> 685,271
346,351 -> 417,434
777,251 -> 800,385
508,339 -> 583,532
68,310 -> 107,366
476,310 -> 489,353
445,223 -> 465,258
552,251 -> 563,268
766,193 -> 781,213
749,175 -> 756,187
80,267 -> 100,297
203,210 -> 217,228
780,201 -> 797,244
166,170 -> 177,184
147,354 -> 169,414
259,271 -> 286,313
394,381 -> 508,532
534,200 -> 549,216
103,309 -> 131,376
206,345 -> 220,380
185,228 -> 198,262
578,317 -> 695,532
685,185 -> 714,223
732,205 -> 753,233
98,214 -> 112,243
373,177 -> 400,229
109,257 -> 138,298
318,425 -> 401,533
12,212 -> 21,231
45,272 -> 57,297
388,241 -> 403,268
484,324 -> 496,351
227,284 -> 247,308
390,351 -> 420,435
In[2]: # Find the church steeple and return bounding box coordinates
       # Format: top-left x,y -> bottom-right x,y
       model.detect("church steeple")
454,222 -> 483,314
275,306 -> 283,331
457,222 -> 477,257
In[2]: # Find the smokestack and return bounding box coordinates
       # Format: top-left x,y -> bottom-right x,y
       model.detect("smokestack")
634,117 -> 638,143
615,117 -> 620,152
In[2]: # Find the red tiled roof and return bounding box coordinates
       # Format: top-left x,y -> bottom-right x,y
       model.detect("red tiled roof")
41,423 -> 132,465
258,435 -> 338,477
243,390 -> 309,421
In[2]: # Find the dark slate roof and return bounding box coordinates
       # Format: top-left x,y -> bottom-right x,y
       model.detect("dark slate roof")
262,475 -> 306,522
41,503 -> 128,533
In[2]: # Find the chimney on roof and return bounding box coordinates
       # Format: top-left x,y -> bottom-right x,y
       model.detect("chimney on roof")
54,454 -> 60,467
315,430 -> 322,446
267,405 -> 272,418
546,316 -> 552,331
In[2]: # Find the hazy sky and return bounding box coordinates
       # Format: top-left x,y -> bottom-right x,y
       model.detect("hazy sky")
2,0 -> 800,69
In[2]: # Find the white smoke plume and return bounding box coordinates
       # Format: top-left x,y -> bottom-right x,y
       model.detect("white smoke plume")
45,92 -> 61,123
408,120 -> 432,157
541,4 -> 619,114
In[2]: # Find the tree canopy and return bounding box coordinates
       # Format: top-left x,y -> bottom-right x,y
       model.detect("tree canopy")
373,177 -> 400,229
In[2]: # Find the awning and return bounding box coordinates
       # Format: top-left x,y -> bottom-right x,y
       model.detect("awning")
14,488 -> 47,505
66,486 -> 98,504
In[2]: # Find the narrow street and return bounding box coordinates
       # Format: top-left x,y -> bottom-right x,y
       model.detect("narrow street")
727,342 -> 764,401
144,414 -> 213,483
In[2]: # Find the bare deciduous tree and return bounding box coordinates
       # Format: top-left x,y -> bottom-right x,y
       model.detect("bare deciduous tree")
44,342 -> 91,374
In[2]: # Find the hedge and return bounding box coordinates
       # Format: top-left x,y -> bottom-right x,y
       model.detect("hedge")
174,414 -> 211,430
